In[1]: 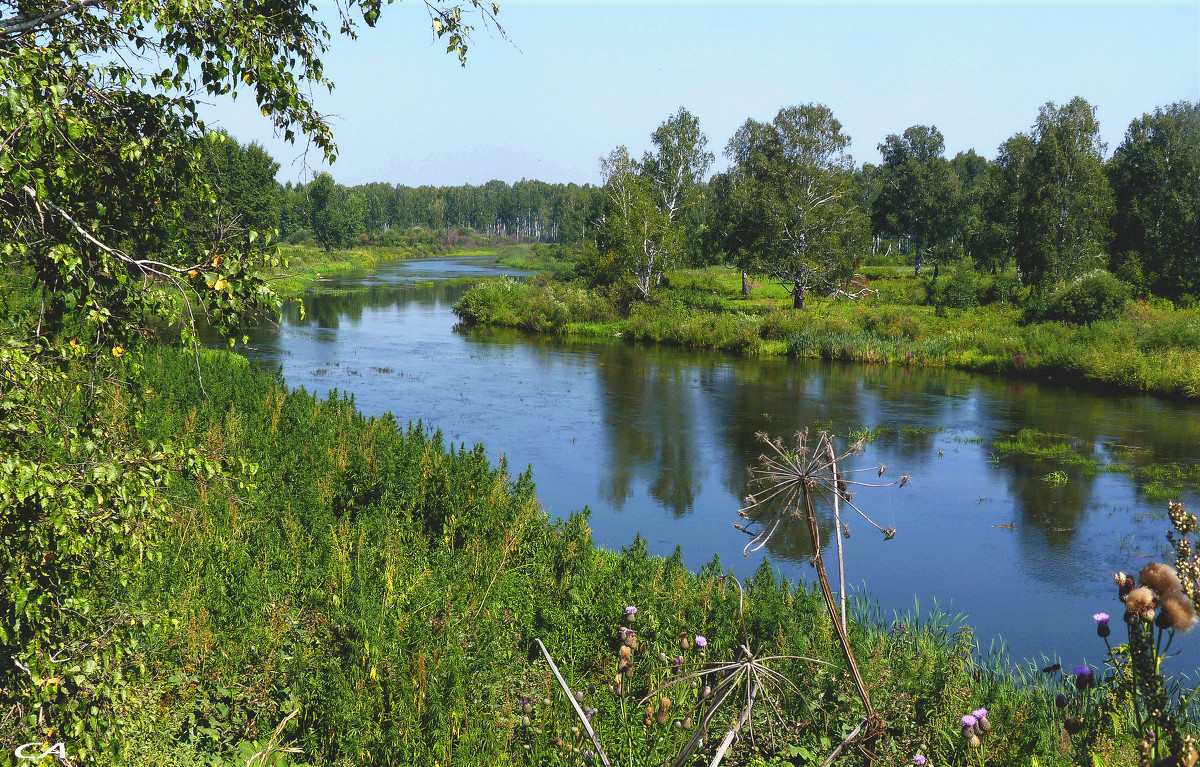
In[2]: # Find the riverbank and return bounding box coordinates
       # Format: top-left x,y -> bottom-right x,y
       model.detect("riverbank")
453,266 -> 1200,400
267,243 -> 538,297
102,346 -> 1148,765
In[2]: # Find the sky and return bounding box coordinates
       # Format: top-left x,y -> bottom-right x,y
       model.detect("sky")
199,1 -> 1200,187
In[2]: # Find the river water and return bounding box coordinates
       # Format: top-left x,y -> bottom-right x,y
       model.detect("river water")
223,255 -> 1200,678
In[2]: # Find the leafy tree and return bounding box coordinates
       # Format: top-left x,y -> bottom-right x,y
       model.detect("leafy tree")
201,131 -> 281,233
641,106 -> 714,263
0,0 -> 497,753
871,125 -> 961,277
719,104 -> 868,308
309,172 -> 366,251
1108,101 -> 1200,298
973,133 -> 1034,275
1015,97 -> 1114,288
598,146 -> 672,299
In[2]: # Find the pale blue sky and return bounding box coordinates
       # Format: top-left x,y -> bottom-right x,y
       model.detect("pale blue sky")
200,2 -> 1200,187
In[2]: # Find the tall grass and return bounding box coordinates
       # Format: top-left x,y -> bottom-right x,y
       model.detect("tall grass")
84,347 -> 1110,765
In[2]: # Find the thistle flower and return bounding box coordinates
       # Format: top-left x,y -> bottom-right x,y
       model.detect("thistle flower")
967,734 -> 981,749
622,630 -> 639,650
1125,586 -> 1156,618
619,645 -> 632,661
1073,665 -> 1095,691
1055,693 -> 1068,709
655,697 -> 672,726
694,635 -> 707,649
1141,562 -> 1183,596
679,631 -> 690,651
1094,612 -> 1111,638
625,605 -> 638,618
1115,571 -> 1135,599
913,755 -> 926,766
1161,589 -> 1199,633
972,707 -> 991,733
960,713 -> 978,738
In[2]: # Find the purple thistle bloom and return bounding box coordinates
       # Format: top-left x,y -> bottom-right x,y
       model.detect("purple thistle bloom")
1074,665 -> 1095,690
625,605 -> 637,616
1093,612 -> 1110,625
1094,611 -> 1112,638
960,714 -> 978,728
694,635 -> 707,648
913,756 -> 926,766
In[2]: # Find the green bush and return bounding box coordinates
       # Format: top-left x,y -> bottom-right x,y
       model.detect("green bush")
937,268 -> 981,310
1045,270 -> 1130,324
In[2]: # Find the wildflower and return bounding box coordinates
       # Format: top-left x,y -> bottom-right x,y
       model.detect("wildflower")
694,635 -> 707,649
655,697 -> 672,725
625,605 -> 638,618
967,733 -> 981,749
1140,562 -> 1183,595
679,631 -> 690,650
1115,571 -> 1135,599
1094,612 -> 1111,638
1073,665 -> 1094,691
913,755 -> 926,766
972,707 -> 991,733
111,345 -> 125,357
960,713 -> 978,738
1161,590 -> 1198,632
622,630 -> 639,650
1125,586 -> 1156,618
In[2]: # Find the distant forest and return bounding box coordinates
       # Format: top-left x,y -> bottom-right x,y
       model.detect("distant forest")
205,97 -> 1198,300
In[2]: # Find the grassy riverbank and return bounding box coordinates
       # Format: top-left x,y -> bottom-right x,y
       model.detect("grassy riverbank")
453,264 -> 1200,400
265,243 -> 462,296
74,347 -> 1149,765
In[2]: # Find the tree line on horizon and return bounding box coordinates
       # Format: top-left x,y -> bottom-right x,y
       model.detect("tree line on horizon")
209,96 -> 1198,303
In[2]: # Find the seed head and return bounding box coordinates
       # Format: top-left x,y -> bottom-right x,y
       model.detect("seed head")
1140,562 -> 1183,596
1161,590 -> 1198,633
1125,586 -> 1156,618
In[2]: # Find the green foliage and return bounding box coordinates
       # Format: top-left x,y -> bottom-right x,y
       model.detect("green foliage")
1015,97 -> 1114,288
1045,270 -> 1130,324
1109,101 -> 1200,299
714,104 -> 867,308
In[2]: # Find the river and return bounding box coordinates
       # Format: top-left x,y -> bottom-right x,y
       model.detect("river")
221,255 -> 1200,679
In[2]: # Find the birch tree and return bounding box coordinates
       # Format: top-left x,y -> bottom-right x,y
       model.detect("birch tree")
720,104 -> 867,309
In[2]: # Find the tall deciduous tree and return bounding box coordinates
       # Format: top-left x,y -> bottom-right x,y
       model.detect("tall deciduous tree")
1015,97 -> 1114,288
1108,101 -> 1200,297
599,146 -> 671,299
973,133 -> 1034,275
719,104 -> 867,309
641,106 -> 714,262
871,125 -> 960,277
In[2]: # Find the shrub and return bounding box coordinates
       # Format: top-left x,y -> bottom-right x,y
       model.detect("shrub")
982,274 -> 1020,305
938,268 -> 981,310
1045,270 -> 1130,324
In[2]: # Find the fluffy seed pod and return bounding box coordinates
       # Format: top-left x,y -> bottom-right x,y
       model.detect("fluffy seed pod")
1161,589 -> 1199,633
1125,586 -> 1156,617
619,645 -> 632,661
1141,562 -> 1183,596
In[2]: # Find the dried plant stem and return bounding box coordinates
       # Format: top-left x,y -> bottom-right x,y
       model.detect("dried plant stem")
827,440 -> 848,628
819,715 -> 869,767
535,639 -> 613,767
804,488 -> 874,718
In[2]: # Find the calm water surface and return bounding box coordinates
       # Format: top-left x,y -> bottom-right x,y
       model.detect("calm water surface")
225,256 -> 1200,676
